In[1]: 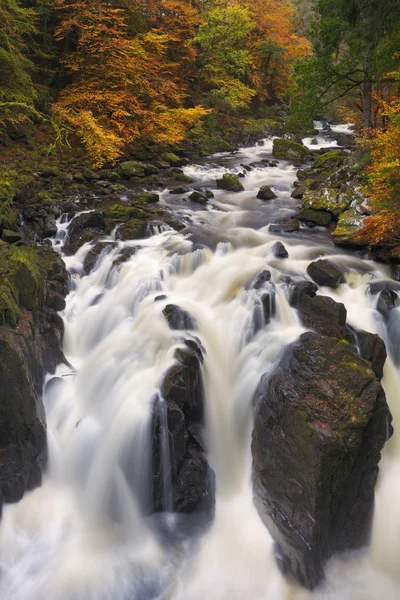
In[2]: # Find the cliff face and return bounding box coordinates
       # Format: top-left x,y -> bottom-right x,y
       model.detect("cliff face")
0,244 -> 68,510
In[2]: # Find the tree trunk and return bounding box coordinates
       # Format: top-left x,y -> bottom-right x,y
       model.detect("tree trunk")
363,75 -> 372,131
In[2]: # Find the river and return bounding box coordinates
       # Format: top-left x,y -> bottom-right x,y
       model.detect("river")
0,128 -> 399,600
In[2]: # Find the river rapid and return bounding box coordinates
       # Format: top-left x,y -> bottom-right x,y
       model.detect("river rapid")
0,128 -> 399,600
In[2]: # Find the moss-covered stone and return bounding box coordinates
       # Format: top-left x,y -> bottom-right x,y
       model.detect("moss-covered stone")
118,161 -> 146,179
296,208 -> 332,226
131,192 -> 160,204
171,172 -> 194,183
216,173 -> 244,192
332,209 -> 369,247
104,204 -> 146,220
118,219 -> 149,241
162,152 -> 182,167
273,138 -> 311,162
313,150 -> 347,171
302,188 -> 352,217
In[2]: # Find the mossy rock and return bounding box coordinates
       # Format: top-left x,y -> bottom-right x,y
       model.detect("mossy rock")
131,192 -> 160,204
118,161 -> 146,179
313,150 -> 347,172
216,173 -> 244,192
296,208 -> 332,227
332,209 -> 369,247
118,219 -> 149,241
2,230 -> 22,244
273,138 -> 311,162
302,188 -> 352,217
40,166 -> 60,178
0,200 -> 18,231
171,173 -> 194,183
104,204 -> 146,220
162,152 -> 182,167
144,164 -> 160,176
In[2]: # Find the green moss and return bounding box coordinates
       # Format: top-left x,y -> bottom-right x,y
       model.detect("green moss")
105,204 -> 146,220
162,152 -> 181,166
0,285 -> 19,327
272,138 -> 311,162
216,173 -> 244,192
8,247 -> 43,310
118,161 -> 146,179
119,219 -> 149,241
313,150 -> 347,171
171,173 -> 194,183
296,208 -> 332,226
332,209 -> 369,247
302,189 -> 352,217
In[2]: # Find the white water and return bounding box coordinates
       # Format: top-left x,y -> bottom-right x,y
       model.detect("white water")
0,130 -> 399,600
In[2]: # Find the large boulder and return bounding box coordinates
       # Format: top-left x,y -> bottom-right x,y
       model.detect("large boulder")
0,245 -> 68,509
298,294 -> 347,339
151,341 -> 215,515
118,161 -> 146,179
307,259 -> 345,288
332,209 -> 369,247
252,332 -> 392,589
273,139 -> 311,162
64,211 -> 106,255
257,185 -> 277,201
302,188 -> 352,217
296,209 -> 332,227
216,173 -> 244,192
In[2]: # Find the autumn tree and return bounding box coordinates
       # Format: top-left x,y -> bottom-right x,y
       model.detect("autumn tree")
52,0 -> 207,165
245,0 -> 311,104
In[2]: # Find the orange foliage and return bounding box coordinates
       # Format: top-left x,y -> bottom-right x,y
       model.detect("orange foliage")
52,0 -> 207,165
245,0 -> 311,102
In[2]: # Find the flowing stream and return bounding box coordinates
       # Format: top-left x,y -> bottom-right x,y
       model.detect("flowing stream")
0,128 -> 399,600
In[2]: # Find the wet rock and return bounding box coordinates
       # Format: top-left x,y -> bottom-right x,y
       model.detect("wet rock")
117,219 -> 148,241
252,270 -> 271,289
118,161 -> 146,179
291,184 -> 307,199
113,246 -> 137,266
189,191 -> 208,205
313,150 -> 347,171
152,342 -> 215,515
392,266 -> 400,281
289,281 -> 318,307
2,230 -> 22,243
131,192 -> 160,204
272,241 -> 288,259
63,211 -> 106,255
298,294 -> 347,339
377,289 -> 399,313
356,331 -> 387,379
296,209 -> 332,227
272,138 -> 311,162
216,173 -> 244,192
42,219 -> 57,238
302,188 -> 352,217
163,304 -> 196,330
307,259 -> 345,288
257,185 -> 277,201
169,187 -> 189,195
83,241 -> 117,274
252,332 -> 391,589
269,218 -> 300,234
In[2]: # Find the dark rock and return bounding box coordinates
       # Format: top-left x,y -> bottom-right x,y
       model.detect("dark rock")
298,294 -> 347,339
169,187 -> 189,195
252,270 -> 271,289
46,291 -> 66,311
392,266 -> 400,282
63,211 -> 106,255
272,242 -> 288,259
84,241 -> 117,274
377,290 -> 398,313
269,218 -> 300,234
42,219 -> 57,238
307,259 -> 345,288
2,230 -> 22,243
291,184 -> 307,199
252,332 -> 391,589
189,191 -> 208,205
154,295 -> 167,302
356,331 -> 387,379
272,139 -> 311,162
257,185 -> 277,201
289,281 -> 318,307
152,342 -> 214,515
112,247 -> 137,266
163,304 -> 196,330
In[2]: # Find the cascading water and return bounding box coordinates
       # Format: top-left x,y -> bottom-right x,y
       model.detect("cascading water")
0,129 -> 399,600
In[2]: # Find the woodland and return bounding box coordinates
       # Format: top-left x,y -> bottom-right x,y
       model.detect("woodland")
0,0 -> 400,242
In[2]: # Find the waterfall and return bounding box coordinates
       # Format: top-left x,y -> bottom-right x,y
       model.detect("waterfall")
0,133 -> 399,600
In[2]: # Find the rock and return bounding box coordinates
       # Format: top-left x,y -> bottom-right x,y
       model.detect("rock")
118,161 -> 146,179
152,342 -> 215,515
392,266 -> 400,281
117,219 -> 148,241
163,304 -> 196,330
332,133 -> 356,149
0,245 -> 68,509
143,164 -> 160,176
272,241 -> 288,258
291,184 -> 307,199
189,191 -> 208,205
2,230 -> 22,243
298,294 -> 347,339
216,173 -> 245,192
83,241 -> 117,274
73,172 -> 85,183
289,281 -> 318,307
252,270 -> 271,289
296,209 -> 332,227
307,259 -> 345,288
302,188 -> 352,217
313,150 -> 347,171
63,211 -> 106,255
40,166 -> 60,178
272,138 -> 311,162
356,331 -> 387,379
169,187 -> 189,195
162,152 -> 185,167
377,290 -> 399,313
113,247 -> 137,266
42,219 -> 57,238
269,218 -> 300,234
131,192 -> 160,204
332,209 -> 369,247
257,185 -> 277,201
252,332 -> 391,589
